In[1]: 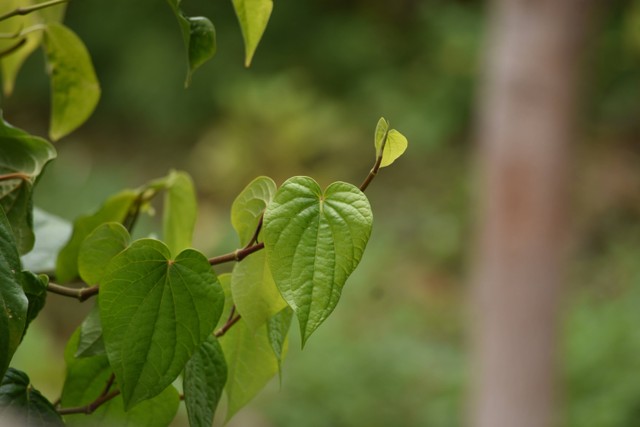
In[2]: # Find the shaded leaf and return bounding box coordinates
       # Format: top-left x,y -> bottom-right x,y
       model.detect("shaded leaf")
267,306 -> 293,376
232,0 -> 273,67
20,271 -> 48,339
0,206 -> 27,378
43,23 -> 100,141
0,115 -> 57,254
78,222 -> 130,285
231,176 -> 276,246
99,239 -> 224,409
263,177 -> 373,346
184,336 -> 227,427
0,368 -> 63,426
162,170 -> 197,256
75,304 -> 105,358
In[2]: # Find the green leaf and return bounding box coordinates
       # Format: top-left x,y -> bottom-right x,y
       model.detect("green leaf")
374,118 -> 408,168
232,0 -> 273,67
162,170 -> 197,257
20,271 -> 48,339
220,319 -> 283,422
61,331 -> 179,427
75,304 -> 105,358
78,222 -> 130,285
183,336 -> 227,427
215,273 -> 233,329
231,250 -> 286,332
267,306 -> 293,376
43,22 -> 100,141
166,0 -> 216,87
0,207 -> 28,378
56,189 -> 140,283
21,208 -> 72,273
0,115 -> 57,254
231,176 -> 276,246
99,239 -> 224,409
0,368 -> 63,426
263,177 -> 373,346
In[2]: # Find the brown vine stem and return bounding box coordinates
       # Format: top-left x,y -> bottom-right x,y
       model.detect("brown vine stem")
0,0 -> 69,22
0,172 -> 30,182
359,130 -> 388,193
57,390 -> 120,415
214,314 -> 241,338
208,242 -> 264,266
47,282 -> 99,302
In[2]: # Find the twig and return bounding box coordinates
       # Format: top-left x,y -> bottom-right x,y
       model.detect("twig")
359,129 -> 388,192
214,314 -> 241,338
0,172 -> 30,182
0,0 -> 68,22
57,390 -> 120,415
47,282 -> 99,302
208,242 -> 264,265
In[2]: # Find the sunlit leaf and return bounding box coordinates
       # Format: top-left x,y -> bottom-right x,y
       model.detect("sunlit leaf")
374,118 -> 408,168
0,115 -> 56,254
162,170 -> 197,256
184,336 -> 227,427
78,222 -> 130,285
232,0 -> 273,67
231,176 -> 276,246
263,177 -> 373,346
99,239 -> 224,409
43,23 -> 100,141
61,331 -> 179,427
0,368 -> 63,426
0,207 -> 27,378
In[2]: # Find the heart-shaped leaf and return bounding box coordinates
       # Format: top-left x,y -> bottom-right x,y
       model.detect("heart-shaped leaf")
183,336 -> 227,427
0,368 -> 63,426
78,222 -> 130,285
232,0 -> 273,67
99,239 -> 224,409
263,177 -> 373,346
43,23 -> 100,141
374,117 -> 408,168
231,176 -> 276,246
0,115 -> 56,254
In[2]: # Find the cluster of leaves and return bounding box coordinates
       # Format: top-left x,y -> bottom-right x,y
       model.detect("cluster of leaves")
0,1 -> 409,426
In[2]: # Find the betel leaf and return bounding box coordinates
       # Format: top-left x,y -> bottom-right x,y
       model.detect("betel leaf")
263,177 -> 373,346
220,319 -> 284,422
75,304 -> 105,358
43,23 -> 100,141
231,176 -> 276,246
166,0 -> 216,87
20,271 -> 48,339
183,336 -> 227,427
21,208 -> 72,274
0,368 -> 63,426
61,331 -> 179,427
162,170 -> 197,257
0,206 -> 28,378
232,0 -> 273,67
374,117 -> 408,168
99,239 -> 224,409
0,115 -> 56,254
231,250 -> 286,332
267,306 -> 293,377
77,222 -> 130,285
56,189 -> 140,283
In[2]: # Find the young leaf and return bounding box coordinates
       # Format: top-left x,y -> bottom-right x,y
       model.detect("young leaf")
99,239 -> 224,409
43,23 -> 100,141
20,271 -> 48,339
0,207 -> 28,378
232,0 -> 273,67
61,331 -> 180,427
374,118 -> 408,168
231,250 -> 286,332
77,222 -> 130,285
75,304 -> 105,358
263,177 -> 373,346
166,0 -> 216,87
0,368 -> 63,426
162,170 -> 197,257
267,306 -> 293,376
56,189 -> 140,283
231,176 -> 276,246
0,115 -> 57,254
220,319 -> 283,422
21,208 -> 72,273
183,336 -> 227,427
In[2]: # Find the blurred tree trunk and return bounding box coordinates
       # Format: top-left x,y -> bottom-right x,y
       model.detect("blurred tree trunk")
470,1 -> 596,427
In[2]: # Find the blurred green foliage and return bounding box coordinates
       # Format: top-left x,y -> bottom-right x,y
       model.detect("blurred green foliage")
5,0 -> 640,426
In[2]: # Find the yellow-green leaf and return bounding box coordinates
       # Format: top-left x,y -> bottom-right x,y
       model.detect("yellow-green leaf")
232,0 -> 273,67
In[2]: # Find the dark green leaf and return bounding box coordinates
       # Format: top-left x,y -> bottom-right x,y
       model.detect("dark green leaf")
75,304 -> 105,358
61,331 -> 179,427
232,0 -> 273,67
184,336 -> 227,427
20,271 -> 48,339
263,177 -> 373,346
100,239 -> 224,409
21,208 -> 72,274
0,206 -> 28,378
0,368 -> 63,426
162,170 -> 197,256
0,115 -> 57,254
43,23 -> 100,141
78,222 -> 130,285
267,306 -> 293,376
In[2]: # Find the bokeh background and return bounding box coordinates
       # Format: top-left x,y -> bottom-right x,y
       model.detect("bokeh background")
5,0 -> 640,426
